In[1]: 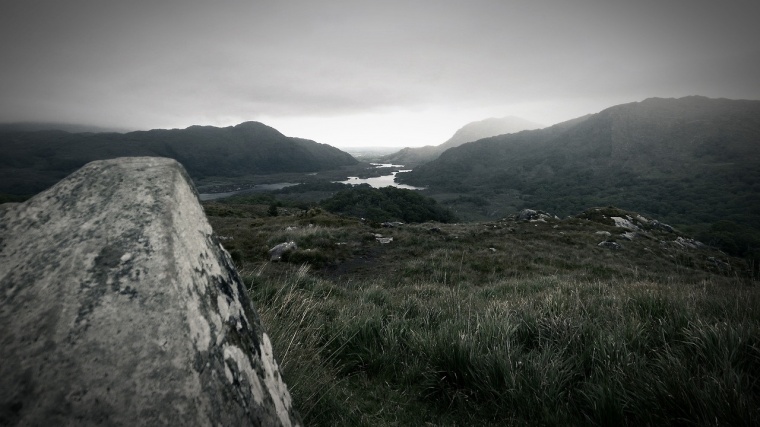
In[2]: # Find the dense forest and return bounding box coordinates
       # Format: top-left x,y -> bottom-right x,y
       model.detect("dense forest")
320,184 -> 457,223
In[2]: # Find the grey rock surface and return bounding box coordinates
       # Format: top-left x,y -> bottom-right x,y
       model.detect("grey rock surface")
517,208 -> 554,222
620,231 -> 637,241
610,216 -> 639,231
0,157 -> 300,426
269,242 -> 297,261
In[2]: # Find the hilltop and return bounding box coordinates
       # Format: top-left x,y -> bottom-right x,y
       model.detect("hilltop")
0,121 -> 357,195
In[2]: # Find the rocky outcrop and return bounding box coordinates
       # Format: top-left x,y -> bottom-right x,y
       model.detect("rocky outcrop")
0,157 -> 300,426
517,209 -> 556,222
610,216 -> 639,231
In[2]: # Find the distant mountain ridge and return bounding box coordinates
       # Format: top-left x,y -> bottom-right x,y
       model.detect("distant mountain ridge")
0,121 -> 357,195
398,96 -> 760,231
382,116 -> 543,166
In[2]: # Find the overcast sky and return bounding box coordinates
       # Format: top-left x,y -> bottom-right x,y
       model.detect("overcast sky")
1,0 -> 759,147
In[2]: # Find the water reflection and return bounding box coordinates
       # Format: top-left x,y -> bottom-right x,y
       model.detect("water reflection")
336,170 -> 424,190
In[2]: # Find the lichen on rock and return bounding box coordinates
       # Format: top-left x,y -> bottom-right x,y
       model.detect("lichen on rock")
0,157 -> 300,426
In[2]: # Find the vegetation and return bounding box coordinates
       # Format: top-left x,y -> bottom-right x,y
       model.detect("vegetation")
399,96 -> 760,255
320,184 -> 457,223
205,201 -> 760,426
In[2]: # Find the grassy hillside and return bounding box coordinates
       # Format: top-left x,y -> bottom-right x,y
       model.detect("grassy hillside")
204,201 -> 759,426
399,97 -> 760,237
0,121 -> 357,195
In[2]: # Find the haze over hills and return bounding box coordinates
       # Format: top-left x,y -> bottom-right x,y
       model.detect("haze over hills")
0,121 -> 357,195
0,122 -> 131,134
399,96 -> 760,233
381,116 -> 543,166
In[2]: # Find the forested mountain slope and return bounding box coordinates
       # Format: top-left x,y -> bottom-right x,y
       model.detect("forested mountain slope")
0,121 -> 357,195
399,96 -> 760,231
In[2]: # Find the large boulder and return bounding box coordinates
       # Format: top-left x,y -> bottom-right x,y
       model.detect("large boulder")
0,157 -> 300,426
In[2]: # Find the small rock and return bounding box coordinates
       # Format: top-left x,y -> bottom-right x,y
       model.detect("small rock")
708,256 -> 730,270
620,231 -> 636,241
611,216 -> 639,231
269,241 -> 297,261
376,237 -> 393,244
595,231 -> 612,237
518,208 -> 554,222
598,241 -> 623,250
518,209 -> 537,221
673,237 -> 704,249
651,220 -> 674,233
382,221 -> 404,228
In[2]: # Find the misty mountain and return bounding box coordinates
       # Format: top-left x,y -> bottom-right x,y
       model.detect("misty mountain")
0,121 -> 357,195
382,116 -> 543,166
398,96 -> 760,231
0,122 -> 131,134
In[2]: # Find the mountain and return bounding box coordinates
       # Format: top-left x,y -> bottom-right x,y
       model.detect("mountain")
398,96 -> 760,233
0,121 -> 357,195
382,116 -> 543,166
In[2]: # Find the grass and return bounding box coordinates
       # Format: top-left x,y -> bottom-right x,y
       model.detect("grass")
207,203 -> 760,426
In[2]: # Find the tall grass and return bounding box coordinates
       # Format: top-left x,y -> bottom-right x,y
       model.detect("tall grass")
248,266 -> 760,426
208,205 -> 758,425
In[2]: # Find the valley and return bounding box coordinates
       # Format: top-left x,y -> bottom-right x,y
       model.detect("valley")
2,95 -> 759,426
4,0 -> 760,424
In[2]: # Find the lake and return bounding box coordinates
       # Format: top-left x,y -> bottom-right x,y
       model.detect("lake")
335,166 -> 425,190
199,164 -> 423,201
